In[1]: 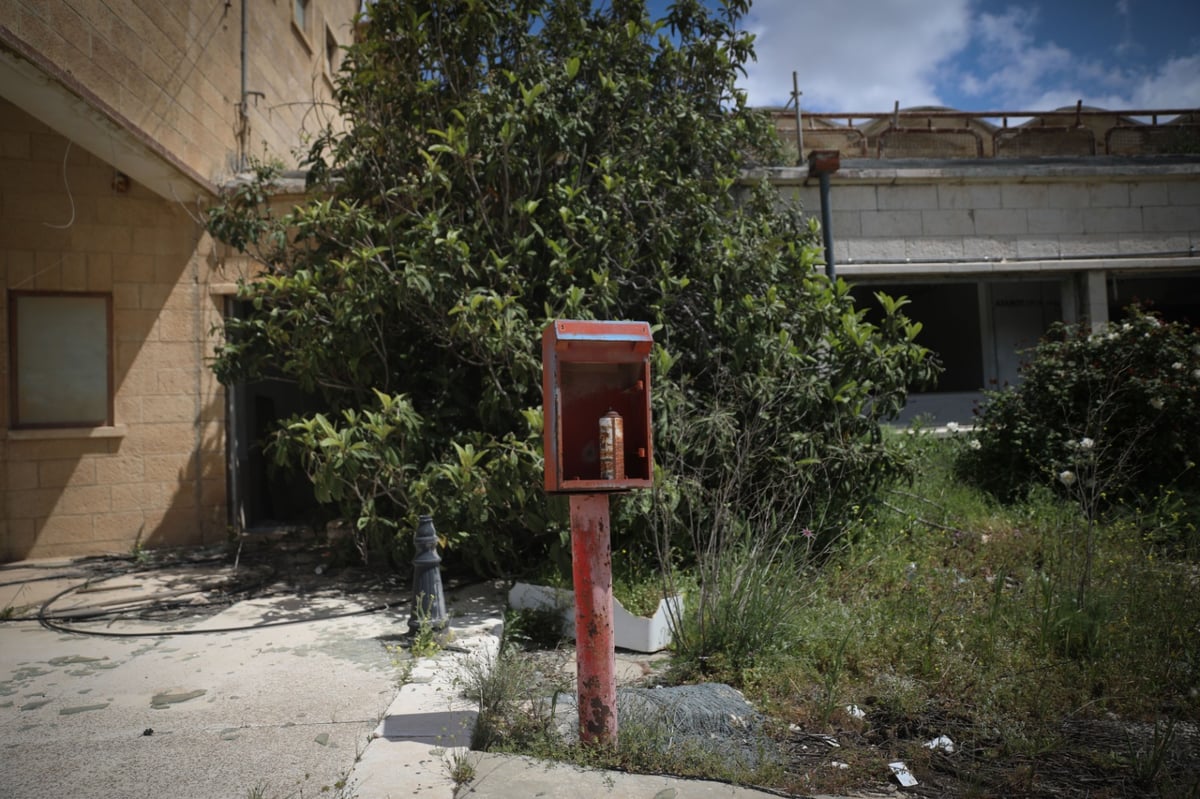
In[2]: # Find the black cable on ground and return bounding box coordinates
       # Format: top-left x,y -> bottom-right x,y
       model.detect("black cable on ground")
0,571 -> 93,589
1,563 -> 132,622
5,550 -> 407,634
3,563 -> 272,623
0,554 -> 129,571
37,578 -> 405,638
1,549 -> 243,610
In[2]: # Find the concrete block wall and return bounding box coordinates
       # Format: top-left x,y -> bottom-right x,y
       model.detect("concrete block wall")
1,0 -> 358,182
782,175 -> 1200,266
1,104 -> 226,560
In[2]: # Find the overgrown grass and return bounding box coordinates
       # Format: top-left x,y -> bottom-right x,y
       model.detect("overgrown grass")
469,432 -> 1200,797
733,431 -> 1200,796
457,643 -> 787,787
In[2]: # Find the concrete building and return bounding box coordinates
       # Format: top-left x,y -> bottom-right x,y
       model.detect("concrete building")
1,5 -> 1196,563
758,106 -> 1200,424
0,1 -> 359,560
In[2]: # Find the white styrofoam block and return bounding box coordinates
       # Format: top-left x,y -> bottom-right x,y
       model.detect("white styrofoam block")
507,582 -> 682,653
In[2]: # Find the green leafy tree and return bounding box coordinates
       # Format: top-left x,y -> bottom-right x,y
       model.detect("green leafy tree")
207,0 -> 936,573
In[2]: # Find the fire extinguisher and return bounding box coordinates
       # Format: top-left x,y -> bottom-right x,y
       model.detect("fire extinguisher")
598,410 -> 624,481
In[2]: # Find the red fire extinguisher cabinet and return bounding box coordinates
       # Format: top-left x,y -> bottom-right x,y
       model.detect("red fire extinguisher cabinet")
541,320 -> 653,493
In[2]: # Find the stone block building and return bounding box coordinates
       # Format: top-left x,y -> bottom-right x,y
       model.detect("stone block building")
0,0 -> 358,560
1,5 -> 1196,563
759,106 -> 1200,423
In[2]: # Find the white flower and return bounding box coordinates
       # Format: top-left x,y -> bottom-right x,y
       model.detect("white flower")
1078,437 -> 1094,451
1193,368 -> 1200,380
1173,362 -> 1185,370
1150,397 -> 1164,410
969,438 -> 982,451
1059,470 -> 1077,486
946,422 -> 960,434
1122,323 -> 1133,332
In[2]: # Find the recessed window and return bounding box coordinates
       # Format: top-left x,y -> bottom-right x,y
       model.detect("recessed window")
292,0 -> 314,52
294,0 -> 309,32
325,27 -> 341,77
8,292 -> 113,429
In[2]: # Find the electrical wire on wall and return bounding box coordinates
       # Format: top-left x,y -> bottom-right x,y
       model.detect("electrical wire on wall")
8,140 -> 78,289
42,140 -> 76,230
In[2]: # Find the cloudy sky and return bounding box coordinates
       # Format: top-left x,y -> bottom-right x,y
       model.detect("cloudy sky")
677,0 -> 1200,112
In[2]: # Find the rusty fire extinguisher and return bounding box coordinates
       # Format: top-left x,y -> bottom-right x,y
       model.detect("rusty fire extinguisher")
598,410 -> 624,481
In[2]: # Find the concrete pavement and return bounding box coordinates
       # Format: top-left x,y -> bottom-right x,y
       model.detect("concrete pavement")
0,550 -> 828,799
459,753 -> 795,798
1,551 -> 418,798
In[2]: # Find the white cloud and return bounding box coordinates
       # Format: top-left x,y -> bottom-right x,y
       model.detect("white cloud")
963,8 -> 1082,108
961,7 -> 1200,111
734,0 -> 1199,112
738,0 -> 972,110
1127,54 -> 1200,108
1114,0 -> 1137,58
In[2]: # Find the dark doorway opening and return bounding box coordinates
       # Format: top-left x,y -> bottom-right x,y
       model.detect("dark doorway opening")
1109,274 -> 1200,325
225,300 -> 328,531
851,281 -> 984,392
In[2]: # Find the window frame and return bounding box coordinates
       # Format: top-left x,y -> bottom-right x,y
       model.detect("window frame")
8,290 -> 114,430
325,24 -> 341,79
292,0 -> 314,52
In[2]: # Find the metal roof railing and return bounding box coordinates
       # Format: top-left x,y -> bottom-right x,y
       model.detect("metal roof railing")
766,101 -> 1200,160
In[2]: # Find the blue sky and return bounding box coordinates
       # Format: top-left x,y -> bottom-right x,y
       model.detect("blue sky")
652,0 -> 1200,112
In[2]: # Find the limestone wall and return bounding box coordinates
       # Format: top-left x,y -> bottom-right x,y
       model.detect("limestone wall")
0,0 -> 359,182
0,102 -> 226,560
775,167 -> 1200,268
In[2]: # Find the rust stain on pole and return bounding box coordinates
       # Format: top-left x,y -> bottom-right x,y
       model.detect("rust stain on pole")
569,492 -> 616,746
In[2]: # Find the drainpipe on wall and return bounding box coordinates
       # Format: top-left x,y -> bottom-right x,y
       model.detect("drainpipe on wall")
791,71 -> 804,164
239,0 -> 247,170
237,0 -> 264,170
808,150 -> 841,281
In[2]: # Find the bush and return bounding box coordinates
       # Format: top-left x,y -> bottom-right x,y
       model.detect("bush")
208,0 -> 936,573
957,307 -> 1200,507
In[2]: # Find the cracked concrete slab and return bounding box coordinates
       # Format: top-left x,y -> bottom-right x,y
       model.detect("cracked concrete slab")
0,555 -> 413,799
2,555 -> 853,799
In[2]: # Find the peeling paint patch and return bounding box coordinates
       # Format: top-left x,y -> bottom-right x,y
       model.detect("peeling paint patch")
150,689 -> 207,709
60,703 -> 109,715
48,655 -> 106,666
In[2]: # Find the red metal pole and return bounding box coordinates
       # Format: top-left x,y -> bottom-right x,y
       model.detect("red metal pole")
569,492 -> 617,746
